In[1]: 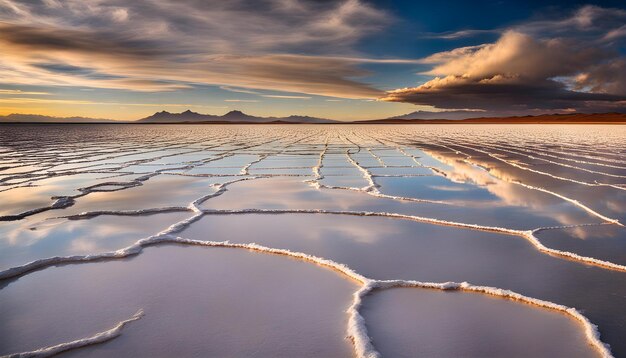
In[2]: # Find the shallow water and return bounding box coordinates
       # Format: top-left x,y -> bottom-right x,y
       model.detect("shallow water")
362,288 -> 597,358
0,124 -> 624,357
1,245 -> 356,357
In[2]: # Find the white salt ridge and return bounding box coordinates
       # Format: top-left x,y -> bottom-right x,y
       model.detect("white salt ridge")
0,196 -> 75,221
367,148 -> 387,167
312,140 -> 328,180
345,151 -> 379,192
1,310 -> 143,358
64,206 -> 191,219
240,154 -> 268,175
188,176 -> 259,212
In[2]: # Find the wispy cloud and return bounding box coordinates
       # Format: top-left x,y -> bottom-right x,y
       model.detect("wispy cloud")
261,95 -> 311,99
219,86 -> 311,99
0,89 -> 50,95
419,29 -> 500,40
219,86 -> 262,95
0,97 -> 225,108
0,0 -> 400,99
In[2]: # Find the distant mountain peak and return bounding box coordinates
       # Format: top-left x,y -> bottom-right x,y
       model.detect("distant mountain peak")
223,110 -> 250,118
0,113 -> 117,123
136,109 -> 337,123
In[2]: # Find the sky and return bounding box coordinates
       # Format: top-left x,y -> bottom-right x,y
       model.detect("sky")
0,0 -> 625,121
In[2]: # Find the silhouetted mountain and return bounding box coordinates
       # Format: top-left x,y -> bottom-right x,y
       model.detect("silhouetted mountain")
139,110 -> 214,123
0,113 -> 118,123
137,110 -> 337,123
358,112 -> 626,124
2,111 -> 625,124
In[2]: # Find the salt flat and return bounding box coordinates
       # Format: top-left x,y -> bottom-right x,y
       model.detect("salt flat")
0,124 -> 625,357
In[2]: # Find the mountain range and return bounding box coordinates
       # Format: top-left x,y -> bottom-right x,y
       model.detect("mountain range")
137,110 -> 338,124
359,112 -> 626,124
0,113 -> 117,123
1,110 -> 625,124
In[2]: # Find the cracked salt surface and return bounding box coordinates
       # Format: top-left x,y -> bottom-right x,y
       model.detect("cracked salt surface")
0,124 -> 624,357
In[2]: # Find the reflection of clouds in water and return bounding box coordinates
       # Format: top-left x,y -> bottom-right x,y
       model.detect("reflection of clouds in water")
203,177 -> 377,211
69,237 -> 101,253
314,221 -> 401,244
561,225 -> 624,241
420,148 -> 591,227
427,185 -> 470,192
72,175 -> 219,211
607,200 -> 626,213
2,221 -> 51,246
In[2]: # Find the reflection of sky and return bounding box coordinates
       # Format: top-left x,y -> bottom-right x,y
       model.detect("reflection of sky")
535,225 -> 626,265
411,148 -> 602,227
0,246 -> 356,357
64,175 -> 220,214
179,212 -> 626,355
0,212 -> 191,270
422,144 -> 626,223
201,176 -> 592,230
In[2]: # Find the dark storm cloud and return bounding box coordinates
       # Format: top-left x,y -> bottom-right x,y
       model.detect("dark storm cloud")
384,79 -> 626,112
382,6 -> 626,113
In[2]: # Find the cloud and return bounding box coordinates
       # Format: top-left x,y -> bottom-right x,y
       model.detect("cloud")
0,0 -> 397,98
262,95 -> 311,99
219,86 -> 309,99
382,7 -> 626,113
419,29 -> 499,40
0,89 -> 50,95
574,59 -> 626,95
219,86 -> 262,95
0,97 -> 225,108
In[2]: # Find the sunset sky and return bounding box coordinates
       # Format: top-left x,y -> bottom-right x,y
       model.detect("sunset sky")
1,0 -> 625,120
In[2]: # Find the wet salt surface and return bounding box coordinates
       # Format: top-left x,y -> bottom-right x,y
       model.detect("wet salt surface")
0,212 -> 191,271
363,288 -> 597,358
180,213 -> 626,354
1,246 -> 356,357
535,225 -> 626,265
0,124 -> 624,357
201,177 -> 599,230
